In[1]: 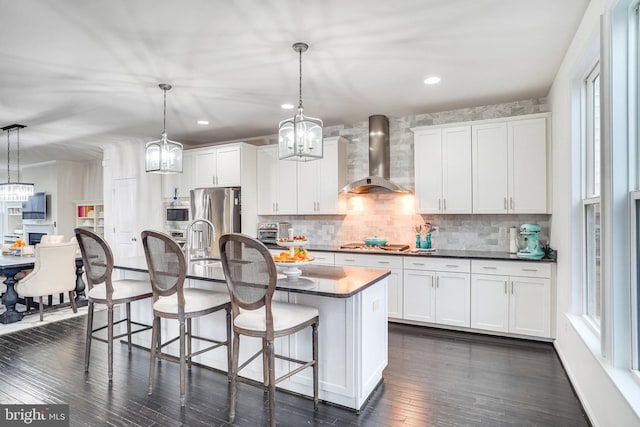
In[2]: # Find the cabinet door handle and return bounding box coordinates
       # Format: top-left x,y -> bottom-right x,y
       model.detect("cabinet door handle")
510,197 -> 514,209
504,197 -> 507,210
436,276 -> 439,288
431,276 -> 434,288
511,281 -> 514,294
443,198 -> 447,211
504,281 -> 507,294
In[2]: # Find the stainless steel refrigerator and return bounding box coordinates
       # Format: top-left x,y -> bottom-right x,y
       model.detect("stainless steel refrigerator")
189,187 -> 241,259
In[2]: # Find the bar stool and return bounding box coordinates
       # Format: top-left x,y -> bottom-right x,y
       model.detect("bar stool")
75,228 -> 153,382
141,230 -> 232,406
218,233 -> 319,427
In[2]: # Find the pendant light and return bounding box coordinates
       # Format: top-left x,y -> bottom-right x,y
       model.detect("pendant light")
0,124 -> 34,202
278,42 -> 323,161
145,83 -> 183,174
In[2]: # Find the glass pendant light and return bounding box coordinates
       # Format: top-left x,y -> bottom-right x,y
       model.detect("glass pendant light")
278,42 -> 323,161
145,83 -> 183,173
0,124 -> 35,202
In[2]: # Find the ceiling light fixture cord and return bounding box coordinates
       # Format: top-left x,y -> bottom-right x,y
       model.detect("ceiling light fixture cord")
163,87 -> 167,134
6,130 -> 10,183
16,127 -> 20,182
298,46 -> 303,109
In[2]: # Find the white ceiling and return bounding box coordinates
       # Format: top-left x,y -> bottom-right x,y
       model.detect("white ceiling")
0,0 -> 589,164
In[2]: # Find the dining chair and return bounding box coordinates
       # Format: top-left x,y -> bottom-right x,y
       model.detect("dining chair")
218,233 -> 319,427
14,241 -> 78,321
141,229 -> 232,406
75,228 -> 153,382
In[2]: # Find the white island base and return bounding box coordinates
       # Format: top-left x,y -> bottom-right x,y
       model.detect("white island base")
116,263 -> 389,412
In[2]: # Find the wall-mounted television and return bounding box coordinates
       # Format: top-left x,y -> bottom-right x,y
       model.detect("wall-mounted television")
22,192 -> 47,220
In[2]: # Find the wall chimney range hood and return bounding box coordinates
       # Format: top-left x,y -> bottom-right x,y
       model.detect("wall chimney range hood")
341,115 -> 411,194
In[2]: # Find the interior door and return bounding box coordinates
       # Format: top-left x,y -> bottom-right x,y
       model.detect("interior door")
113,177 -> 138,259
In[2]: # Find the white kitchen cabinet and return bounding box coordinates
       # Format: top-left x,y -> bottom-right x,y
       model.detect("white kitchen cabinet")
161,151 -> 195,200
508,118 -> 548,213
472,116 -> 548,214
257,145 -> 297,215
306,250 -> 335,266
402,257 -> 471,327
413,126 -> 472,214
193,145 -> 241,188
471,260 -> 552,338
297,137 -> 347,214
334,253 -> 403,320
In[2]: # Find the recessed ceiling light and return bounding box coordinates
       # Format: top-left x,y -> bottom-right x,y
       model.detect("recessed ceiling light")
424,76 -> 441,85
197,120 -> 209,125
281,103 -> 294,110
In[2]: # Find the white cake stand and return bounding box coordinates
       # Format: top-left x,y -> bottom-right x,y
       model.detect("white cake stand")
274,258 -> 315,278
273,239 -> 312,279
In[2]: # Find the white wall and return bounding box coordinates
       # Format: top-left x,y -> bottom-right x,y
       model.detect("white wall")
548,0 -> 640,425
102,141 -> 163,258
21,160 -> 102,240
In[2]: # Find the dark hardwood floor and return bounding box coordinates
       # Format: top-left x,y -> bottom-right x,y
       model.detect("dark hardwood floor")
0,311 -> 590,426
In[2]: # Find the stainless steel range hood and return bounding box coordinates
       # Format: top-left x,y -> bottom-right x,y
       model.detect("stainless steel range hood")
341,115 -> 411,194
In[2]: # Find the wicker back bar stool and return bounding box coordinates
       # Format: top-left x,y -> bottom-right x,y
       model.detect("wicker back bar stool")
219,233 -> 319,427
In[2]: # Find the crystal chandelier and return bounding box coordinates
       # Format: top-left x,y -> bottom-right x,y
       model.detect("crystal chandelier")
278,42 -> 323,161
145,83 -> 183,173
0,124 -> 34,202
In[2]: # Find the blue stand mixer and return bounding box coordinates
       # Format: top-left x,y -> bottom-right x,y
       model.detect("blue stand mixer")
516,223 -> 545,259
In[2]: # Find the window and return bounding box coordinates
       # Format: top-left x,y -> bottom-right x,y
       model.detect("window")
584,64 -> 601,329
633,4 -> 640,372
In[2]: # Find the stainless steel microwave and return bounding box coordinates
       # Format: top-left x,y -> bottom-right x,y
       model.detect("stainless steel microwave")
164,203 -> 190,227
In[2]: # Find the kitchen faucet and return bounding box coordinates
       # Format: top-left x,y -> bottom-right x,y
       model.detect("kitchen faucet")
185,218 -> 215,263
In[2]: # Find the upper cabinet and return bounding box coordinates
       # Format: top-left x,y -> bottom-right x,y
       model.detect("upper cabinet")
413,113 -> 549,215
413,126 -> 472,214
161,151 -> 195,200
194,145 -> 242,188
472,116 -> 548,214
257,136 -> 348,215
296,137 -> 347,214
257,145 -> 298,215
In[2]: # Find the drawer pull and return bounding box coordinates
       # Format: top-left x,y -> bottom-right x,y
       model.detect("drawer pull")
412,262 -> 426,266
377,261 -> 390,265
482,266 -> 497,270
344,259 -> 356,262
445,264 -> 459,268
522,268 -> 538,272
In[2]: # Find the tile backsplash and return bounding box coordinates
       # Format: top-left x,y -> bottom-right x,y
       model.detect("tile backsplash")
259,193 -> 551,252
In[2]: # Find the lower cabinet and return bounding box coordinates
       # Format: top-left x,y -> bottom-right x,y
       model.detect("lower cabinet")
471,260 -> 552,338
402,258 -> 471,327
334,253 -> 403,320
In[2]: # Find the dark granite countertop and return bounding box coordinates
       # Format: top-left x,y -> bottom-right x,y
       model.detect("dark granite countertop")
114,256 -> 391,298
266,243 -> 556,263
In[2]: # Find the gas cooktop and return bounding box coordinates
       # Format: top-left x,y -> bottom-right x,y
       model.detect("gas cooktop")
340,243 -> 410,253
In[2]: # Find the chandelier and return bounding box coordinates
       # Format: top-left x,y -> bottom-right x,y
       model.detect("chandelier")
145,83 -> 183,173
0,124 -> 34,202
278,42 -> 323,161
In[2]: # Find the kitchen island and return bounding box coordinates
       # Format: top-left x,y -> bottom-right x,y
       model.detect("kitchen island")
114,257 -> 391,411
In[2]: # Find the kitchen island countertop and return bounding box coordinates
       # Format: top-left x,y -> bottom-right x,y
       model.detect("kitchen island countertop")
114,256 -> 391,298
